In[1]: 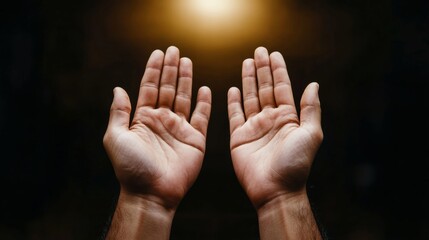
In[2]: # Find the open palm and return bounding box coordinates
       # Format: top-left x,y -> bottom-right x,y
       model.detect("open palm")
103,46 -> 211,209
228,47 -> 323,209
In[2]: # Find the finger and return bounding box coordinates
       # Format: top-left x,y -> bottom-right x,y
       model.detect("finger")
270,51 -> 296,109
254,47 -> 276,108
242,58 -> 260,119
227,87 -> 245,135
136,49 -> 164,109
174,57 -> 193,120
108,87 -> 131,131
299,82 -> 322,134
190,86 -> 212,137
158,46 -> 180,109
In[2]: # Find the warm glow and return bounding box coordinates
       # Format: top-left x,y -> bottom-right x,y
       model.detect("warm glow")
167,0 -> 269,47
174,0 -> 251,27
115,0 -> 278,49
189,0 -> 240,18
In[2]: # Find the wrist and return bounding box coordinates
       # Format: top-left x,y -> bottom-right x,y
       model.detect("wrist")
106,191 -> 176,240
257,191 -> 308,218
256,191 -> 322,240
117,190 -> 177,218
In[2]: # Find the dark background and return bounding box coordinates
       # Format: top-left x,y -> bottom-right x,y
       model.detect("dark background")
1,0 -> 428,239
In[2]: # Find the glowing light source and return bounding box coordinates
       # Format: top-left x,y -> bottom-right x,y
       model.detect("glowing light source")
175,0 -> 247,28
189,0 -> 239,18
118,0 -> 275,49
168,0 -> 269,46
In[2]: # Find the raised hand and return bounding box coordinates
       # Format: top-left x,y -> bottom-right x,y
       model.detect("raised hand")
228,47 -> 323,239
103,46 -> 211,239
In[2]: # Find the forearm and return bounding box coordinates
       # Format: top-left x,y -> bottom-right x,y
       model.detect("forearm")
257,192 -> 322,240
106,191 -> 175,240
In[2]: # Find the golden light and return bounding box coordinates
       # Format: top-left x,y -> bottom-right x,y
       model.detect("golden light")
110,0 -> 282,49
187,0 -> 241,19
168,0 -> 270,48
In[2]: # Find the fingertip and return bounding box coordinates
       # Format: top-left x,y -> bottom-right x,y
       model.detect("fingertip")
113,86 -> 119,95
191,86 -> 212,136
270,50 -> 280,55
309,81 -> 319,87
242,59 -> 256,79
198,86 -> 212,101
227,87 -> 245,135
270,51 -> 285,61
151,49 -> 164,57
199,85 -> 211,93
112,87 -> 129,103
314,82 -> 320,90
163,46 -> 180,67
167,45 -> 178,50
179,57 -> 193,78
228,86 -> 238,92
300,82 -> 323,139
166,45 -> 180,54
180,57 -> 192,65
243,58 -> 254,64
227,87 -> 243,107
301,82 -> 321,107
113,86 -> 124,94
242,58 -> 255,70
228,87 -> 240,96
254,46 -> 270,67
108,86 -> 131,130
112,87 -> 130,107
314,82 -> 320,99
147,50 -> 165,68
309,82 -> 320,95
255,46 -> 268,55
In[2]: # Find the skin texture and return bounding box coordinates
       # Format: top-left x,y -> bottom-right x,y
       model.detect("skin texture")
103,46 -> 212,240
227,47 -> 323,239
103,46 -> 323,239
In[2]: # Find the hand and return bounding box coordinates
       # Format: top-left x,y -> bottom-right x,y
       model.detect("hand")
103,46 -> 212,210
227,47 -> 323,209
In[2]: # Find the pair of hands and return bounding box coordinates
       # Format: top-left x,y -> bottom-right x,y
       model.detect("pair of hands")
103,46 -> 323,239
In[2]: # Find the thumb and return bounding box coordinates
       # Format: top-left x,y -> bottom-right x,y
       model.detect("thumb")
299,82 -> 322,134
107,87 -> 131,131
